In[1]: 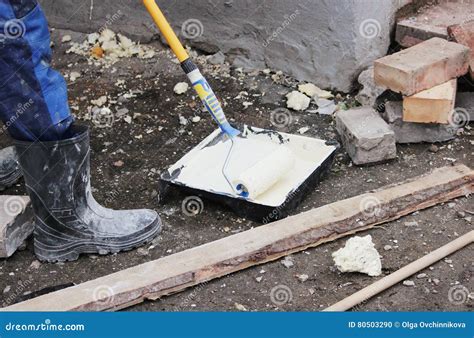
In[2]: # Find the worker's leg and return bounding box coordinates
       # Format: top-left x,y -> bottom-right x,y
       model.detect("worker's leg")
0,0 -> 73,141
1,1 -> 162,262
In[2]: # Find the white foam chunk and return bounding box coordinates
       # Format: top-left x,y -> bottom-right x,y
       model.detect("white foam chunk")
332,235 -> 382,277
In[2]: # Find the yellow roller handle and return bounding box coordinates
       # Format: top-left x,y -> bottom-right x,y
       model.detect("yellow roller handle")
143,0 -> 189,62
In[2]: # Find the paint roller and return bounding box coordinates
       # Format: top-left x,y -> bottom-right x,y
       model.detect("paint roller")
233,146 -> 295,199
143,0 -> 296,199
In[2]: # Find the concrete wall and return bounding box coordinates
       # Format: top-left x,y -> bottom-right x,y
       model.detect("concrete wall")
38,0 -> 410,92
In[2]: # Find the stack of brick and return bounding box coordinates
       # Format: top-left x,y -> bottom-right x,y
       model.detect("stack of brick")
373,37 -> 471,142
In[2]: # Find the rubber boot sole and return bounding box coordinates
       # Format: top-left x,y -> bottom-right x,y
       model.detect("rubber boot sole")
34,217 -> 162,263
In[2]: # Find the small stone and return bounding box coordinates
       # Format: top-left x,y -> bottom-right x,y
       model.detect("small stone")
296,274 -> 309,282
447,202 -> 456,209
61,35 -> 72,43
3,285 -> 11,294
355,66 -> 386,107
403,280 -> 415,287
207,51 -> 225,65
69,71 -> 81,82
179,115 -> 188,126
457,211 -> 466,218
286,91 -> 310,111
383,245 -> 392,251
234,302 -> 248,311
255,276 -> 263,283
116,108 -> 129,117
281,256 -> 294,268
404,221 -> 418,227
428,144 -> 439,153
123,116 -> 132,124
113,160 -> 124,167
297,127 -> 310,134
432,278 -> 440,285
137,247 -> 149,256
444,259 -> 453,264
29,260 -> 41,270
417,273 -> 427,279
173,82 -> 189,95
91,96 -> 107,107
191,116 -> 201,123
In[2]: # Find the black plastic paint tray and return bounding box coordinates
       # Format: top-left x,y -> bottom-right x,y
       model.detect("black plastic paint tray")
159,126 -> 338,223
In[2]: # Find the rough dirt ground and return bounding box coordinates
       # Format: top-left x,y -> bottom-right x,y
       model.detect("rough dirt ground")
0,29 -> 472,312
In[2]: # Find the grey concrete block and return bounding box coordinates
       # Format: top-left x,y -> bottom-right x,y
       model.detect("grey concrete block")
0,195 -> 34,258
456,92 -> 474,122
336,107 -> 396,165
38,0 -> 406,92
382,101 -> 457,143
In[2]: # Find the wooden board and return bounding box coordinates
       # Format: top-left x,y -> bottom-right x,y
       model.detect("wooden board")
2,165 -> 473,311
402,79 -> 457,124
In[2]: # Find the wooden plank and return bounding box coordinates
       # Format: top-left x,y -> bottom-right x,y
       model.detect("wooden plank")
402,79 -> 457,124
2,165 -> 473,312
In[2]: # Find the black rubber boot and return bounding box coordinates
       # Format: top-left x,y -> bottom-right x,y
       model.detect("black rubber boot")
0,146 -> 21,191
14,125 -> 161,262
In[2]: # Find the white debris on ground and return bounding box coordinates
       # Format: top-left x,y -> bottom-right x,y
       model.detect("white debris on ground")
69,71 -> 81,82
315,98 -> 337,115
332,235 -> 382,277
173,82 -> 189,95
298,83 -> 333,99
281,256 -> 294,268
286,91 -> 310,111
66,29 -> 156,64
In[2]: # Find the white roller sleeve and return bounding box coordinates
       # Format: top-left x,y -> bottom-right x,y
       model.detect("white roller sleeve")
233,146 -> 295,199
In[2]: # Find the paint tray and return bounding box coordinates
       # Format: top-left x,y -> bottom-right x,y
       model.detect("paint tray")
160,126 -> 338,223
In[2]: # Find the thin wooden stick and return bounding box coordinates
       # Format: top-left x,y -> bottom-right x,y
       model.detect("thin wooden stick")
324,230 -> 474,311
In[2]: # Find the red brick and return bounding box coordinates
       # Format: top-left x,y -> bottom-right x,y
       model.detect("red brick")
374,38 -> 469,96
448,20 -> 474,79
